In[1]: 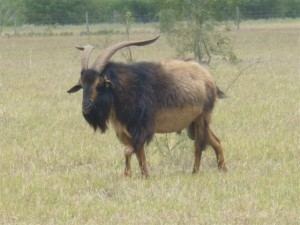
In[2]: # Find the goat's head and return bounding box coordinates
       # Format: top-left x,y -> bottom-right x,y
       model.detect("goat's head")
67,36 -> 160,116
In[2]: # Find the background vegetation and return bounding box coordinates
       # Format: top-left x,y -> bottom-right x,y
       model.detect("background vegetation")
0,0 -> 300,25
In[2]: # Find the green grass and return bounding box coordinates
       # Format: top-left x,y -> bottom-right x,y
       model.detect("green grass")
0,20 -> 299,224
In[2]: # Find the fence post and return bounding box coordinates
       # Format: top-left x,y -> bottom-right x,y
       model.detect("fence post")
0,20 -> 2,35
14,14 -> 17,35
85,11 -> 90,34
125,11 -> 133,62
235,6 -> 240,30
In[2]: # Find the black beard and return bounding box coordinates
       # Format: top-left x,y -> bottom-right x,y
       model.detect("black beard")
83,88 -> 113,133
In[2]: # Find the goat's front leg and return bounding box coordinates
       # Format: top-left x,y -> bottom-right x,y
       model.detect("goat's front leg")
135,147 -> 149,177
124,146 -> 134,177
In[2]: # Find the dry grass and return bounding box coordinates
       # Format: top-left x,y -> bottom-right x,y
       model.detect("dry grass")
0,20 -> 299,225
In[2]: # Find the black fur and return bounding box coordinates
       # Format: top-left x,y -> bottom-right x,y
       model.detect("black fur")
83,84 -> 113,133
103,62 -> 157,150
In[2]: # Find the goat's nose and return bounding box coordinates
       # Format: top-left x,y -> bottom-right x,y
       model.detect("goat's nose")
82,99 -> 94,114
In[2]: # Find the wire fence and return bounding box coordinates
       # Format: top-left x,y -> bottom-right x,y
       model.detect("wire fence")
0,7 -> 300,37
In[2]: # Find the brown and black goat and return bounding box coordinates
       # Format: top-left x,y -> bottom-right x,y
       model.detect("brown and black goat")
68,36 -> 227,177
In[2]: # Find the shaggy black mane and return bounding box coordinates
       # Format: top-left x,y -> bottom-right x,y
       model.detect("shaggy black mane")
103,62 -> 160,150
83,83 -> 114,133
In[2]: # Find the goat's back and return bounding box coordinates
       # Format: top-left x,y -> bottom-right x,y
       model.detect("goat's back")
154,60 -> 216,109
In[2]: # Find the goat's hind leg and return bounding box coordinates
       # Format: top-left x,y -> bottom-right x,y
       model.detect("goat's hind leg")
135,146 -> 149,177
192,139 -> 204,174
208,129 -> 227,172
191,121 -> 206,174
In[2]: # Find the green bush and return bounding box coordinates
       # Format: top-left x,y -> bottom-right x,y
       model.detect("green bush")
159,9 -> 177,33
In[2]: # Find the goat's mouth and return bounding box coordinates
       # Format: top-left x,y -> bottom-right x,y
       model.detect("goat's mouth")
82,99 -> 94,115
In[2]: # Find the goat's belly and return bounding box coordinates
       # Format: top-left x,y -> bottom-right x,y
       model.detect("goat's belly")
154,106 -> 201,133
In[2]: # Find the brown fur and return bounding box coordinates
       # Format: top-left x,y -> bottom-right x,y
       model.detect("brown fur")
154,60 -> 209,109
155,106 -> 201,133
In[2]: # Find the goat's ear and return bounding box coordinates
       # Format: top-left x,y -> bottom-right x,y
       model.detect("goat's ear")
67,84 -> 82,93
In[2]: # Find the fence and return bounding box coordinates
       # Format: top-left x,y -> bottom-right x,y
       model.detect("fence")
1,6 -> 300,36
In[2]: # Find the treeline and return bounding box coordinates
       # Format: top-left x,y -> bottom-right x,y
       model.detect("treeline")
23,0 -> 160,24
1,0 -> 300,25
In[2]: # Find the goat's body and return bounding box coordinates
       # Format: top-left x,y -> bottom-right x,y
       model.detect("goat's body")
105,60 -> 218,137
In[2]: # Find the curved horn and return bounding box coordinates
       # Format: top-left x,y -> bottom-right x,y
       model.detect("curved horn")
92,35 -> 160,72
76,45 -> 95,70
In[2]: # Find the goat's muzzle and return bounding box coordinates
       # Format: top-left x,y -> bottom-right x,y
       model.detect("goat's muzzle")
82,99 -> 94,115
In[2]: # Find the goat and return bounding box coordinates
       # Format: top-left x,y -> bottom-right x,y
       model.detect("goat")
67,36 -> 227,177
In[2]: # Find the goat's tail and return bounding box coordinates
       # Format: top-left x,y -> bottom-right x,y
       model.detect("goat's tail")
216,86 -> 226,99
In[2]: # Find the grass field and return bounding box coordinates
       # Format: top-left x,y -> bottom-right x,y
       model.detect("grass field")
0,20 -> 299,225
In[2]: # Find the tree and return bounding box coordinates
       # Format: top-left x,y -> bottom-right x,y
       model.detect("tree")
1,0 -> 298,26
0,0 -> 23,33
284,0 -> 300,17
23,0 -> 90,24
160,0 -> 237,64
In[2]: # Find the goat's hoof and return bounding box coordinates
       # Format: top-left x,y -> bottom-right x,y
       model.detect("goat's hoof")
124,170 -> 132,177
141,172 -> 149,178
192,168 -> 199,174
218,164 -> 228,172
